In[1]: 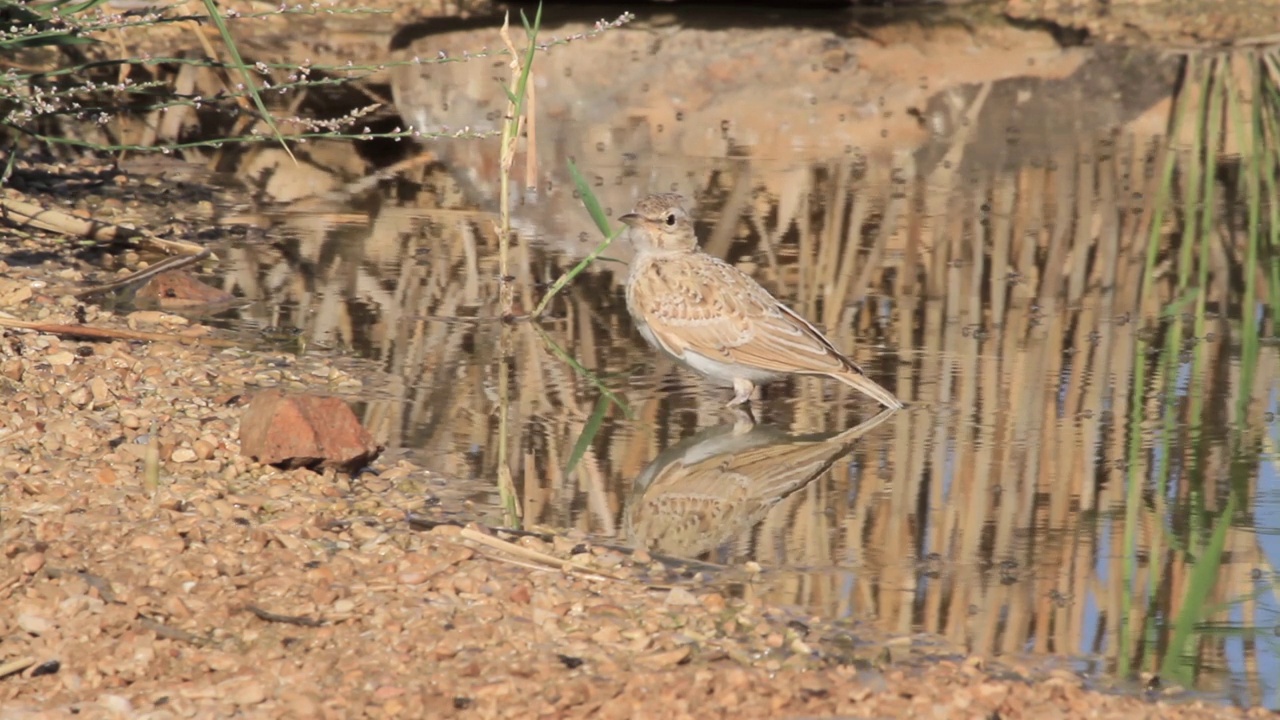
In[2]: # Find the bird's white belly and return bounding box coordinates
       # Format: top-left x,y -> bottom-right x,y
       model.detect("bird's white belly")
682,351 -> 781,386
637,322 -> 780,387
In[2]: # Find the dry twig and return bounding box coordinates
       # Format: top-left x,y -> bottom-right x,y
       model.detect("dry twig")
1,189 -> 211,258
0,317 -> 241,347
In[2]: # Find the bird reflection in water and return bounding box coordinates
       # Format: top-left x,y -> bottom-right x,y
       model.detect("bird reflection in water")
623,408 -> 896,561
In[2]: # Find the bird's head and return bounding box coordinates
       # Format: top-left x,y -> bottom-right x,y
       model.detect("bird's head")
618,193 -> 698,254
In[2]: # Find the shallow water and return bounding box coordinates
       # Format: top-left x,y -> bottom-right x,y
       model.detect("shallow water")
207,6 -> 1280,710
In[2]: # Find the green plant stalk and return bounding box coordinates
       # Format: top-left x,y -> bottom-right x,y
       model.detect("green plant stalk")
564,394 -> 610,478
532,324 -> 633,419
1160,486 -> 1238,684
1179,57 -> 1225,520
494,3 -> 542,312
1234,52 -> 1264,430
1148,56 -> 1220,681
1159,56 -> 1216,510
530,159 -> 623,318
1159,50 -> 1279,691
1118,52 -> 1197,679
567,158 -> 616,235
1263,53 -> 1280,323
524,146 -> 634,477
1152,57 -> 1214,443
0,0 -> 122,49
1191,55 -> 1224,347
1261,51 -> 1280,312
199,0 -> 295,163
530,230 -> 622,319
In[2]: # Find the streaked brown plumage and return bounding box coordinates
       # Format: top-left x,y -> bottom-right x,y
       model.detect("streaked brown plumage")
620,192 -> 903,410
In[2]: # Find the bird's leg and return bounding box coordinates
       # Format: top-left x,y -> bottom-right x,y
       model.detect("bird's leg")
727,377 -> 756,407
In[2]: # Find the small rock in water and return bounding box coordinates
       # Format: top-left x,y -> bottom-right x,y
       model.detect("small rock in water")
136,270 -> 235,309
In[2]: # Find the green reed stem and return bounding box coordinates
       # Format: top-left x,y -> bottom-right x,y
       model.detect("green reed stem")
1119,52 -> 1199,679
1180,57 -> 1224,483
1161,486 -> 1238,683
531,324 -> 633,419
564,394 -> 610,479
199,0 -> 294,163
1235,53 -> 1265,423
529,159 -> 623,318
524,154 -> 633,475
1160,50 -> 1278,687
1153,55 -> 1221,681
1261,51 -> 1280,314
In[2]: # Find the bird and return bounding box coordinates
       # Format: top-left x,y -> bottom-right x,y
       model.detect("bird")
620,192 -> 904,410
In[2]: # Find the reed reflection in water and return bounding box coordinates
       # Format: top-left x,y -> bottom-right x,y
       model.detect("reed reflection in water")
213,20 -> 1280,709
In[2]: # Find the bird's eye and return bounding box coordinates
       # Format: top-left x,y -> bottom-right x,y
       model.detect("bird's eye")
665,213 -> 676,226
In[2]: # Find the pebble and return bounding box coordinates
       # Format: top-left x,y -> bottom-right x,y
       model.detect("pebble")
664,587 -> 700,607
17,614 -> 53,635
20,552 -> 45,574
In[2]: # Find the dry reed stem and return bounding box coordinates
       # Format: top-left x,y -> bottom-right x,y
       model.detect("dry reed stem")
0,658 -> 37,680
458,526 -> 624,581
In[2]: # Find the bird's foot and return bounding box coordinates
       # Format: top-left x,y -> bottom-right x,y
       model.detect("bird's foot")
727,378 -> 756,408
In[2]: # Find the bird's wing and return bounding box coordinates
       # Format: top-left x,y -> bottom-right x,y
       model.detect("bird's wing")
630,253 -> 864,376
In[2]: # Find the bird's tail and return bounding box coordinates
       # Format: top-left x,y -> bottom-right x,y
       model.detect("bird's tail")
834,368 -> 904,410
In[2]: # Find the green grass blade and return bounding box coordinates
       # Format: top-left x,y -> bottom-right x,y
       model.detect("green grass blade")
530,232 -> 623,319
1119,52 -> 1199,679
532,324 -> 633,419
199,0 -> 295,163
569,158 -> 615,236
528,158 -> 624,318
510,3 -> 542,117
564,394 -> 610,478
1235,52 -> 1265,424
1159,490 -> 1238,684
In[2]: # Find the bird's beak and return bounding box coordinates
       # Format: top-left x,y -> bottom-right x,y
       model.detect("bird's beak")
618,213 -> 641,227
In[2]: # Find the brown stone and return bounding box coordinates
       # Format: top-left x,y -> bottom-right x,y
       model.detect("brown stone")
135,270 -> 235,309
1,359 -> 22,382
238,391 -> 381,472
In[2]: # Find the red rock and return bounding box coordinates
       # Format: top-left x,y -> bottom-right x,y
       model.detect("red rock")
509,584 -> 532,605
136,270 -> 235,309
238,391 -> 381,472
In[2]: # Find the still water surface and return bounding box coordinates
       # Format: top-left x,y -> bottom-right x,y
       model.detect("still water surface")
210,7 -> 1280,709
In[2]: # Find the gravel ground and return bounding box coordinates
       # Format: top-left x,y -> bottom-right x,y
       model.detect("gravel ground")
3,164 -> 1277,719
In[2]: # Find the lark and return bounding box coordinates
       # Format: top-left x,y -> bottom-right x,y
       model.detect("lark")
621,193 -> 904,410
